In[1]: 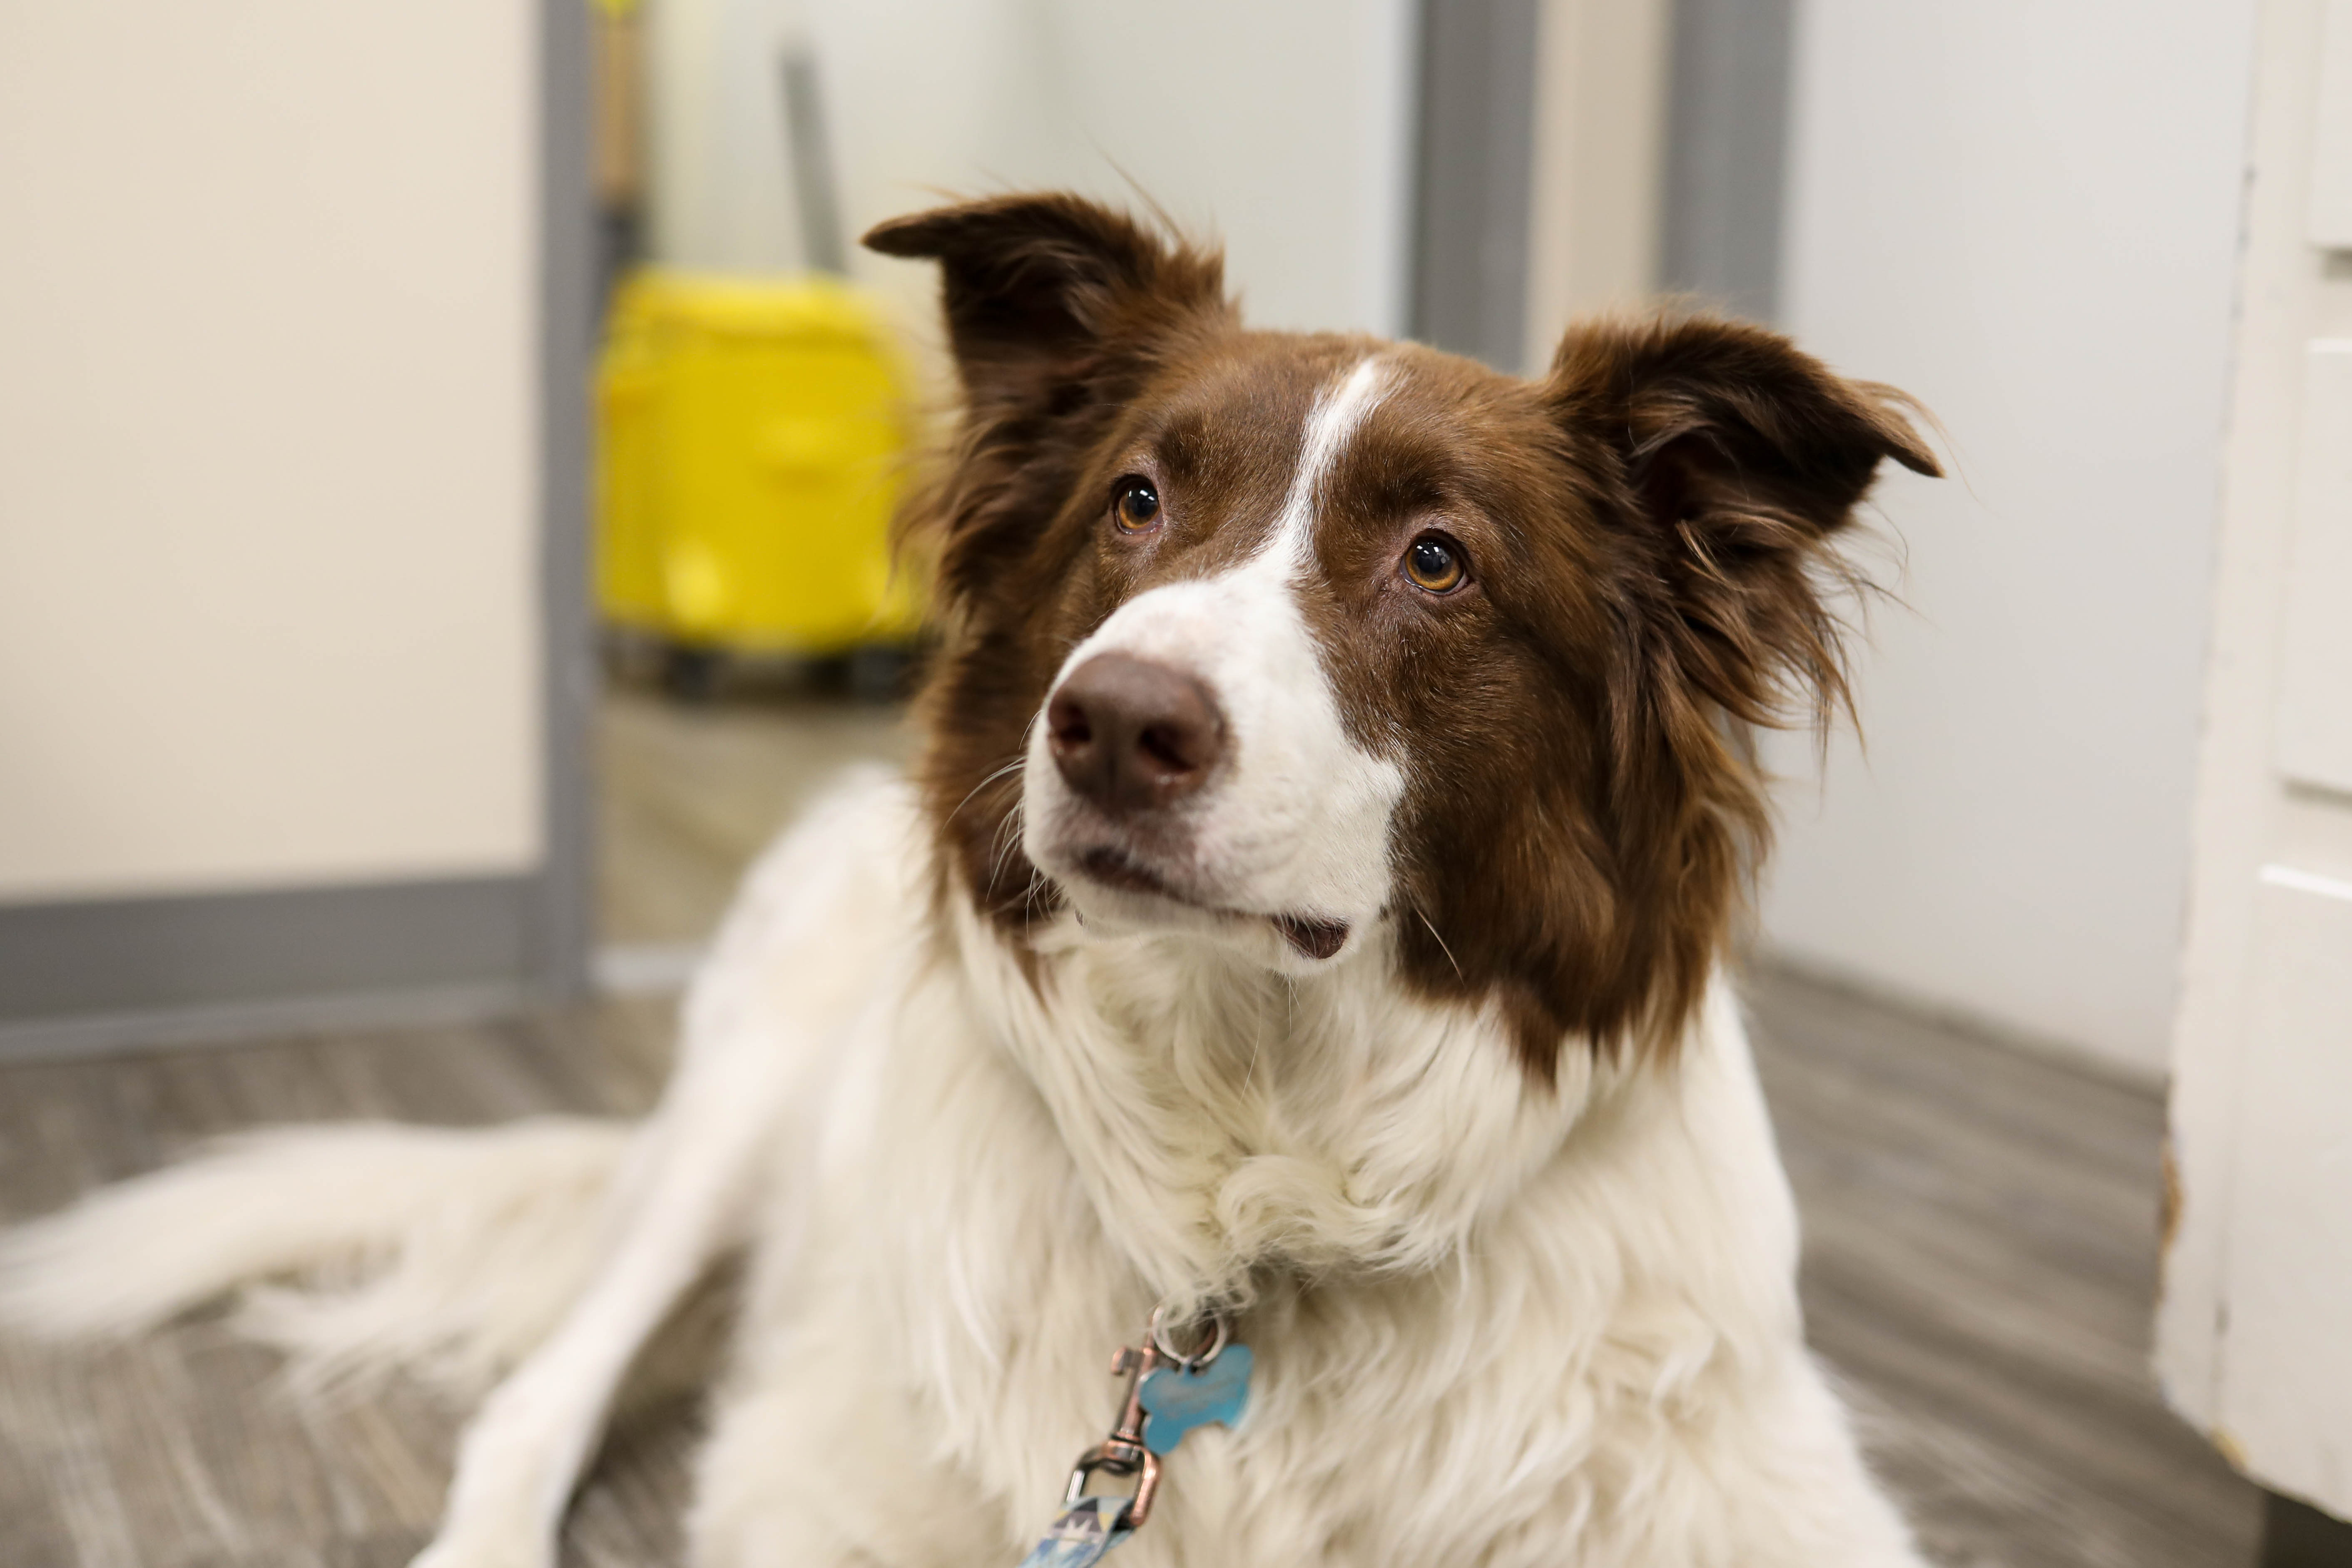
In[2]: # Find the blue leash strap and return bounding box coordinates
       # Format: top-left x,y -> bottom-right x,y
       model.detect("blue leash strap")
1015,1495 -> 1135,1567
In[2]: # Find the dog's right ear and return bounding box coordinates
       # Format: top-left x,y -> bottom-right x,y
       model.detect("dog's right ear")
862,194 -> 1227,414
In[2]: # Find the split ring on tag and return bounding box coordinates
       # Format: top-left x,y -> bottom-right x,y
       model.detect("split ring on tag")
1146,1304 -> 1230,1371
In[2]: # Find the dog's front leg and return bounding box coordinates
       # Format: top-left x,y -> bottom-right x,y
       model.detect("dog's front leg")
403,1098 -> 761,1568
407,971 -> 864,1566
406,776 -> 915,1566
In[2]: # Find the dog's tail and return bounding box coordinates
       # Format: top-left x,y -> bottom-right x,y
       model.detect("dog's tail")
0,1115 -> 632,1394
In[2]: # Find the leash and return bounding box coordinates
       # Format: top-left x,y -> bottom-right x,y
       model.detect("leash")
1015,1306 -> 1254,1566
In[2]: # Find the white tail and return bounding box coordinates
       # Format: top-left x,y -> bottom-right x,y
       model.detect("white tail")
0,1116 -> 632,1396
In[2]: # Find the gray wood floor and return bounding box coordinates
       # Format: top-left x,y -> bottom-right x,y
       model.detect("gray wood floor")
1743,967 -> 2260,1568
0,690 -> 2262,1567
0,1001 -> 692,1568
598,684 -> 910,946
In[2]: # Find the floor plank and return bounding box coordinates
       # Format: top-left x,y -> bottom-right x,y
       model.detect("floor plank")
0,1008 -> 687,1568
1744,966 -> 2262,1568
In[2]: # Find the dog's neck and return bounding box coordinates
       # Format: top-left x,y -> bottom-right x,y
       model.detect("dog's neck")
945,891 -> 1632,1314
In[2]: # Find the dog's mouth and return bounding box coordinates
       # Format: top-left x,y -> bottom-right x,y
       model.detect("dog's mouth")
1074,846 -> 1351,960
1269,913 -> 1351,961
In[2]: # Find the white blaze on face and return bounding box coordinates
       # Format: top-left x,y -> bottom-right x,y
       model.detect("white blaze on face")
1025,357 -> 1406,954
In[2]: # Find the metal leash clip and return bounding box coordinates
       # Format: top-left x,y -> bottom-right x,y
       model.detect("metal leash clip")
1020,1307 -> 1239,1566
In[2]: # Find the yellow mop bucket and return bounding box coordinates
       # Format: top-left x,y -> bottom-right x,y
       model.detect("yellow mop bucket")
596,271 -> 922,660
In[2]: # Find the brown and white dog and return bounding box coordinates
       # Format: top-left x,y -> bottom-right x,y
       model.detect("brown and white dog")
0,194 -> 1941,1568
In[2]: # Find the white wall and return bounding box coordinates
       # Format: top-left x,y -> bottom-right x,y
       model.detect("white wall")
646,0 -> 1417,346
0,2 -> 541,901
1760,1 -> 2258,1073
647,0 -> 806,274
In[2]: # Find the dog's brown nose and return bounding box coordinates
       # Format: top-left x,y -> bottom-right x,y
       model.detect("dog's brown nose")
1047,653 -> 1226,814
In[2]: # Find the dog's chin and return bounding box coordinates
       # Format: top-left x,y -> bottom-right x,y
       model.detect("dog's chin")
1036,841 -> 1357,967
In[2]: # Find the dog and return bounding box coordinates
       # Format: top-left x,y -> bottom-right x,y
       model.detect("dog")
0,192 -> 1941,1568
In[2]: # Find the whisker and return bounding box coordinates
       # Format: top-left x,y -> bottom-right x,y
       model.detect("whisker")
1021,866 -> 1051,940
949,756 -> 1026,822
1415,907 -> 1465,982
986,799 -> 1027,892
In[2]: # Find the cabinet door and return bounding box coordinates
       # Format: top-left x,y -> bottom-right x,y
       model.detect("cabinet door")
2162,0 -> 2352,1523
2275,343 -> 2352,792
2209,872 -> 2352,1504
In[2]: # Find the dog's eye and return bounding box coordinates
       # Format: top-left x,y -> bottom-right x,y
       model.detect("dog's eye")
1402,533 -> 1467,594
1111,477 -> 1161,534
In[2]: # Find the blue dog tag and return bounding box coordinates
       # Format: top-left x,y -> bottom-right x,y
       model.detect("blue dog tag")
1137,1344 -> 1252,1455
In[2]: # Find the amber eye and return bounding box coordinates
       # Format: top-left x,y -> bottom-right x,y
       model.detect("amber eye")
1402,533 -> 1466,593
1111,476 -> 1161,534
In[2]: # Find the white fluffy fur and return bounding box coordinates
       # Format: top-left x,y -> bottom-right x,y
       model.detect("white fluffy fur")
0,1117 -> 627,1390
0,362 -> 1922,1568
679,780 -> 1921,1567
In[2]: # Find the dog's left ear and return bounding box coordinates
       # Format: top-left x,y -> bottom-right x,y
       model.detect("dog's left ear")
863,193 -> 1228,417
1543,314 -> 1939,724
863,195 -> 1231,611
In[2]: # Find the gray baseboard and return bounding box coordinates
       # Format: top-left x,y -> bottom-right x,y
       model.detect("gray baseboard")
0,876 -> 540,1061
535,0 -> 598,1006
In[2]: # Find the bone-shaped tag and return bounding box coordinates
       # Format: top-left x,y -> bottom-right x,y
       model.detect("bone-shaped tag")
1137,1344 -> 1252,1456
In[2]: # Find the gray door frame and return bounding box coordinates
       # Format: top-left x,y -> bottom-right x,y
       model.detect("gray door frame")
1409,0 -> 1542,371
1659,0 -> 1796,323
533,0 -> 599,1007
1410,0 -> 1797,354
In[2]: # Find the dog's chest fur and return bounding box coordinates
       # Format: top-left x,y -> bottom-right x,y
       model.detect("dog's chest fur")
689,782 -> 1904,1568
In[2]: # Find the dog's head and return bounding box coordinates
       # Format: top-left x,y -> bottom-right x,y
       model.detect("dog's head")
869,194 -> 1936,1077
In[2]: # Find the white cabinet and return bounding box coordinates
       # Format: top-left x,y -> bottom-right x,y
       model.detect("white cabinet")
2308,0 -> 2352,245
2276,344 -> 2352,793
2203,872 -> 2352,1505
2161,0 -> 2352,1523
